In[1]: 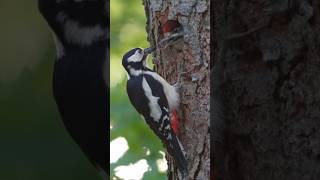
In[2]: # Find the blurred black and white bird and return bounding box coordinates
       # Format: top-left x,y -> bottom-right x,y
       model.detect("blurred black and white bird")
38,0 -> 109,178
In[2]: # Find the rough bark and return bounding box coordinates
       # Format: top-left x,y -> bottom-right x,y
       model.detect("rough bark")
213,0 -> 320,180
143,0 -> 210,179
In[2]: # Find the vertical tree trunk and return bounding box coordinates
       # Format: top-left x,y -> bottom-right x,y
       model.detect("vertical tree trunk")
213,0 -> 320,180
143,0 -> 210,179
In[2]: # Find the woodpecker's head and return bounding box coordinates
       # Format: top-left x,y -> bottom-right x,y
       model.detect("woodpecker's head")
122,48 -> 148,77
39,0 -> 108,58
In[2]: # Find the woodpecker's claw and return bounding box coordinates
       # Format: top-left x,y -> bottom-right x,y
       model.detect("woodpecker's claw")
173,71 -> 188,91
173,62 -> 188,90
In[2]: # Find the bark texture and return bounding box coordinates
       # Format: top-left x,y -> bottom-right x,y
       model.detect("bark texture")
213,0 -> 320,180
143,0 -> 210,179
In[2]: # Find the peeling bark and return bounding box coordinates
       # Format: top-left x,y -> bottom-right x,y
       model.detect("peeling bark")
213,0 -> 320,179
143,0 -> 210,179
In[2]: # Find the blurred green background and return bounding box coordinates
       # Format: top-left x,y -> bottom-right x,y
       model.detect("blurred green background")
110,0 -> 166,179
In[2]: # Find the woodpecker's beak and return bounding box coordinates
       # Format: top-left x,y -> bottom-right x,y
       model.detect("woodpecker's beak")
143,47 -> 155,55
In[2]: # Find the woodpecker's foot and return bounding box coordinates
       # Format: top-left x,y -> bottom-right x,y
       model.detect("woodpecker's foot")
173,69 -> 190,91
173,82 -> 182,92
173,74 -> 184,91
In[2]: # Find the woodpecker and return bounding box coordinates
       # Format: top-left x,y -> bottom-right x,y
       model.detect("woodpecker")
122,48 -> 188,175
38,0 -> 108,177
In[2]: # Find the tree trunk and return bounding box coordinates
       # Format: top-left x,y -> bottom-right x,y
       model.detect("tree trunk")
213,0 -> 320,180
143,0 -> 210,179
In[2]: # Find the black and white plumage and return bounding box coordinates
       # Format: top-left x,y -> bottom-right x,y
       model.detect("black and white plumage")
38,0 -> 108,177
122,48 -> 188,174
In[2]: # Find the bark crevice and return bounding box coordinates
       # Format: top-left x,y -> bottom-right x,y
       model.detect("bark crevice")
213,0 -> 320,179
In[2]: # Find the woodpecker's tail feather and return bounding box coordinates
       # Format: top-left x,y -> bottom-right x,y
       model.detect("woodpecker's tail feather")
168,134 -> 188,176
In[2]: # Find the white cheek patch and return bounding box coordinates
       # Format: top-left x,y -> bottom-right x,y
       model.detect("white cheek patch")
142,77 -> 162,122
127,51 -> 143,63
143,71 -> 179,111
56,12 -> 107,46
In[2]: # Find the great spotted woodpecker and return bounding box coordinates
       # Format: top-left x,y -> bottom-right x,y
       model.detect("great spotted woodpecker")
122,48 -> 188,175
38,0 -> 108,178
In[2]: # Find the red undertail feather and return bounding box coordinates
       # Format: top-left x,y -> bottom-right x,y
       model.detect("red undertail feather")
171,110 -> 179,134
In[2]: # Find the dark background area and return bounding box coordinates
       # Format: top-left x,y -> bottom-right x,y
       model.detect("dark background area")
0,1 -> 101,179
213,0 -> 320,179
0,0 -> 165,179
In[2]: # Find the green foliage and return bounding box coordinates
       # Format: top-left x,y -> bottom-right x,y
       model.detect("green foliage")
110,0 -> 166,179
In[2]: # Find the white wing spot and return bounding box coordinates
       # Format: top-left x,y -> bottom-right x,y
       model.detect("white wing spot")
160,115 -> 169,130
142,77 -> 162,122
165,124 -> 171,130
167,133 -> 172,140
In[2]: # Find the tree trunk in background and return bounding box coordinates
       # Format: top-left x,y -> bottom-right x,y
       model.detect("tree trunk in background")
213,0 -> 320,180
143,0 -> 210,179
